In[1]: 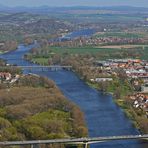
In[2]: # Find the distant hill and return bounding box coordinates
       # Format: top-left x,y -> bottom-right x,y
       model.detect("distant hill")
0,5 -> 148,14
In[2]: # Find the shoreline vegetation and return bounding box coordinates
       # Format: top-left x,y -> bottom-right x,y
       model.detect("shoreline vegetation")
86,82 -> 143,132
73,70 -> 148,134
77,70 -> 148,134
0,50 -> 13,55
0,41 -> 18,54
74,68 -> 148,134
0,64 -> 88,145
69,70 -> 144,132
26,46 -> 148,134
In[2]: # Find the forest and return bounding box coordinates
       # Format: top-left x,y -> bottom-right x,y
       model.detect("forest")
0,74 -> 88,147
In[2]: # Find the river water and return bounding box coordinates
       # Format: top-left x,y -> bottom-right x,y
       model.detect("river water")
0,35 -> 148,147
51,28 -> 96,42
1,45 -> 148,148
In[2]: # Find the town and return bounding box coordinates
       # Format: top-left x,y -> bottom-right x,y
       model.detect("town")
93,58 -> 148,118
50,36 -> 148,47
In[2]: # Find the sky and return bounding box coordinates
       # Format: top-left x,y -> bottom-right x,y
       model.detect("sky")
0,0 -> 148,7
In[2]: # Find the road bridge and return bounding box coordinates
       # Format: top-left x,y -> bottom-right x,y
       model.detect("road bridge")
0,134 -> 147,148
16,65 -> 72,68
0,65 -> 73,71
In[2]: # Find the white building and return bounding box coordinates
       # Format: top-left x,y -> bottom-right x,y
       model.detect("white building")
141,84 -> 148,93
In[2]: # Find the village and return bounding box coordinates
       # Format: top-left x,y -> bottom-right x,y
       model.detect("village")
92,58 -> 148,118
0,59 -> 21,87
49,35 -> 148,47
0,72 -> 20,84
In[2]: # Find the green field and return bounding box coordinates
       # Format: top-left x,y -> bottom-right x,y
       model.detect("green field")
50,46 -> 148,59
95,32 -> 146,38
50,46 -> 118,54
32,58 -> 49,65
31,45 -> 148,65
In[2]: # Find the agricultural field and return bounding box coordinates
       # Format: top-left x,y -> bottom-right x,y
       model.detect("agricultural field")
49,46 -> 148,59
98,45 -> 148,49
95,32 -> 147,38
29,45 -> 148,66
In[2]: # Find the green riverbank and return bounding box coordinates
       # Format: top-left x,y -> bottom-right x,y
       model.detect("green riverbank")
23,56 -> 148,134
87,81 -> 148,134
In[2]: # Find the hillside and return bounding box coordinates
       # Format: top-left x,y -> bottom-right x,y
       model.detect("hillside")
0,12 -> 74,43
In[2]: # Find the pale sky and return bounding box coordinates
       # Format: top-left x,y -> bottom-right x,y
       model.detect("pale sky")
0,0 -> 148,7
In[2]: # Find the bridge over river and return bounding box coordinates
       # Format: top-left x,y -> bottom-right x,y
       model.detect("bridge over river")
0,135 -> 148,148
0,65 -> 73,71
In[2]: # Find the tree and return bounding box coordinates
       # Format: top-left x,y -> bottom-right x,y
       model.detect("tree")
113,87 -> 122,99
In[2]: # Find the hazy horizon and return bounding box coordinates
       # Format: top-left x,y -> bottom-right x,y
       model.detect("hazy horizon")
0,0 -> 148,8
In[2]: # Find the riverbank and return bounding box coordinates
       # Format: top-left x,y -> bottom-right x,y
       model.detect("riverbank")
26,52 -> 148,134
60,66 -> 147,133
87,80 -> 148,134
0,47 -> 19,55
0,51 -> 8,54
115,99 -> 141,129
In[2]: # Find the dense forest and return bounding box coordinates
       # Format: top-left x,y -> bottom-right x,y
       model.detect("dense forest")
0,74 -> 88,147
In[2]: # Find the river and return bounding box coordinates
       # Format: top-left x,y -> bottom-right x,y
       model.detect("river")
51,28 -> 96,42
0,31 -> 148,148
